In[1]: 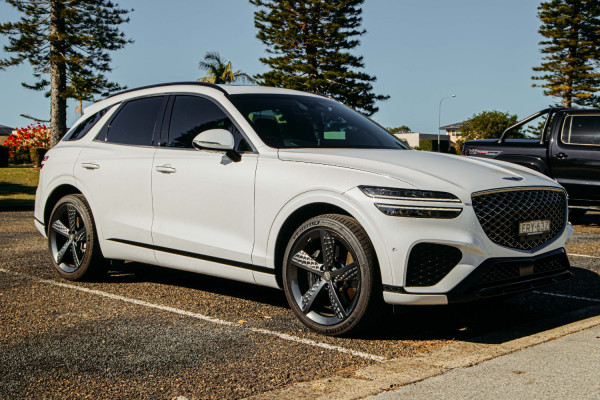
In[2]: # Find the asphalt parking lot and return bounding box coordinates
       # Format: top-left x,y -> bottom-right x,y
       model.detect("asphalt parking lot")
1,211 -> 599,399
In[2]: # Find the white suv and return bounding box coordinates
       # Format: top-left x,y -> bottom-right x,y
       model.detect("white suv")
35,83 -> 573,335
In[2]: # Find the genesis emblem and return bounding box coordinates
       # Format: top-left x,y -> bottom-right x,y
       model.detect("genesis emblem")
503,176 -> 523,181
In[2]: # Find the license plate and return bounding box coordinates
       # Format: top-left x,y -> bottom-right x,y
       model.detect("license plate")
519,219 -> 551,236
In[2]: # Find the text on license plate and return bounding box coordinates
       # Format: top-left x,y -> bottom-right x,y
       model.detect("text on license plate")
519,219 -> 551,236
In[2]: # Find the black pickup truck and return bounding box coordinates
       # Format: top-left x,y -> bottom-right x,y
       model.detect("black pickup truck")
462,107 -> 600,217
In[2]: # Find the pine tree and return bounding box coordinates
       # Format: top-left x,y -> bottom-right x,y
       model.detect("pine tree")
250,0 -> 388,116
0,0 -> 132,146
532,0 -> 600,108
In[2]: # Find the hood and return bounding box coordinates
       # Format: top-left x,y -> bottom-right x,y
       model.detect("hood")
278,149 -> 560,197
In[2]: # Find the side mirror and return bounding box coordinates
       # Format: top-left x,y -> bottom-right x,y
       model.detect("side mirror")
192,129 -> 241,162
192,129 -> 235,151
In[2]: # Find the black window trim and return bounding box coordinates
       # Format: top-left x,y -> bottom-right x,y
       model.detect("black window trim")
159,92 -> 258,153
93,94 -> 169,148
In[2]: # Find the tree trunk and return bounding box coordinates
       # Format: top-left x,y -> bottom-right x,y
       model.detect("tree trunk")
49,0 -> 67,147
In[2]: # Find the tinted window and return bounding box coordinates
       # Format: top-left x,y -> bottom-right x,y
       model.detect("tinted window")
562,115 -> 600,145
230,94 -> 406,149
101,96 -> 164,146
63,107 -> 110,141
167,95 -> 250,150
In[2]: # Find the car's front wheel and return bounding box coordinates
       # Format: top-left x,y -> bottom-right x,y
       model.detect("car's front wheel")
47,194 -> 105,280
283,214 -> 381,336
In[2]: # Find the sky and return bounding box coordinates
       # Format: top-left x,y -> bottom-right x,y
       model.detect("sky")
0,0 -> 550,133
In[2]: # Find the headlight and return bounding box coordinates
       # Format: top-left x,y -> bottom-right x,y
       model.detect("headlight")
359,186 -> 463,218
375,204 -> 462,219
359,186 -> 460,202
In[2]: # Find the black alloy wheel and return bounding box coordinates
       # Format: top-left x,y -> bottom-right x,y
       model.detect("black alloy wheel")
48,194 -> 104,280
283,214 -> 381,336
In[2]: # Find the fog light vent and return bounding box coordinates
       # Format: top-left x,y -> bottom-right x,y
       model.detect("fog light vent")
406,243 -> 462,287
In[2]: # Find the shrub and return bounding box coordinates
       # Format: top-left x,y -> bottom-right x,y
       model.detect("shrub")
12,148 -> 31,164
30,147 -> 48,167
419,140 -> 434,151
0,145 -> 8,167
418,139 -> 455,153
3,122 -> 50,165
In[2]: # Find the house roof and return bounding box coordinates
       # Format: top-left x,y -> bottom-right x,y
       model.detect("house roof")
0,125 -> 14,136
439,121 -> 466,130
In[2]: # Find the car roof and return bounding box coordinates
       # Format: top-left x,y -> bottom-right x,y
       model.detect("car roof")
83,82 -> 323,116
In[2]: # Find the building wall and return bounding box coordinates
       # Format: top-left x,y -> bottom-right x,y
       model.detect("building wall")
395,133 -> 451,148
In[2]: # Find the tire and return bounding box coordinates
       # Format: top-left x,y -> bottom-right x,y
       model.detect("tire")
47,194 -> 105,281
282,214 -> 381,336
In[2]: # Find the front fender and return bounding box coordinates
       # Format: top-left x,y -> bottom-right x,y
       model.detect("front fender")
260,189 -> 393,286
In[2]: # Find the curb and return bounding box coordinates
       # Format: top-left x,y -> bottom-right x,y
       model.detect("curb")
245,303 -> 600,400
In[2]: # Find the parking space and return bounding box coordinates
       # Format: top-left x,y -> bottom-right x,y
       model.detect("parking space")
1,211 -> 599,399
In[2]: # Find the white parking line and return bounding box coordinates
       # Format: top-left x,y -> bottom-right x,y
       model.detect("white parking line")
0,268 -> 385,362
568,253 -> 600,259
533,291 -> 600,303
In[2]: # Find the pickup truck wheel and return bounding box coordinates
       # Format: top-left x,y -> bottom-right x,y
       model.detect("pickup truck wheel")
48,194 -> 105,281
282,214 -> 381,336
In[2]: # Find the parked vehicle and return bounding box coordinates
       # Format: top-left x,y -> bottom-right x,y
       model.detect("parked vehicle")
35,83 -> 573,335
462,108 -> 600,219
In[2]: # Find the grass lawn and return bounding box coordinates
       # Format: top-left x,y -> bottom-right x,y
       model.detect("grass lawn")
0,166 -> 39,208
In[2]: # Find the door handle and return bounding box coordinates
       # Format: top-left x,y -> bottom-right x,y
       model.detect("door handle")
554,152 -> 568,159
81,162 -> 100,170
155,164 -> 177,174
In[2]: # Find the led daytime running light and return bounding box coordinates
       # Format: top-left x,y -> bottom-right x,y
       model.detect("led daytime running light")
375,204 -> 463,219
359,186 -> 460,202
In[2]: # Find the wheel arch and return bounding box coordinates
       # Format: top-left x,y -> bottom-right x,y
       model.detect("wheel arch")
43,184 -> 83,227
265,191 -> 391,289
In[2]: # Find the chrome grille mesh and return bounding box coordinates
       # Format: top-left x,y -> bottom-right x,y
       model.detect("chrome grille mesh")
471,188 -> 566,250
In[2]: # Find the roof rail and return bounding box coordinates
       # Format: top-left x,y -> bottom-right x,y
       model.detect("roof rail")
106,81 -> 229,99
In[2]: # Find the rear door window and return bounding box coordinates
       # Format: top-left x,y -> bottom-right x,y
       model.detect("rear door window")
96,96 -> 165,146
562,115 -> 600,146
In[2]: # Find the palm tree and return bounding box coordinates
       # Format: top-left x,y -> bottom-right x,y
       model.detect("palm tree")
198,51 -> 254,84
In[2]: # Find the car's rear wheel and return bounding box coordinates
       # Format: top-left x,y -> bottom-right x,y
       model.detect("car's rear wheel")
48,194 -> 105,280
283,214 -> 381,336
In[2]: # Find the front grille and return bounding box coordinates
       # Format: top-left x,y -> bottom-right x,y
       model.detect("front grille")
478,253 -> 568,284
406,243 -> 462,286
472,188 -> 566,250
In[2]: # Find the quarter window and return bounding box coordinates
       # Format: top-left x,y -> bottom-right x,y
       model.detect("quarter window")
167,95 -> 250,151
63,106 -> 110,141
562,115 -> 600,145
98,96 -> 164,146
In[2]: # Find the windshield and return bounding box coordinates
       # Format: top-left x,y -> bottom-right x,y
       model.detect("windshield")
230,94 -> 407,149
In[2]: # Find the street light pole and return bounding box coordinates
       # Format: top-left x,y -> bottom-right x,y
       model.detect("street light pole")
438,95 -> 456,152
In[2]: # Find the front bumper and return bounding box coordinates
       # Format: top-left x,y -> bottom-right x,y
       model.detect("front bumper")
383,248 -> 571,305
343,185 -> 572,305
